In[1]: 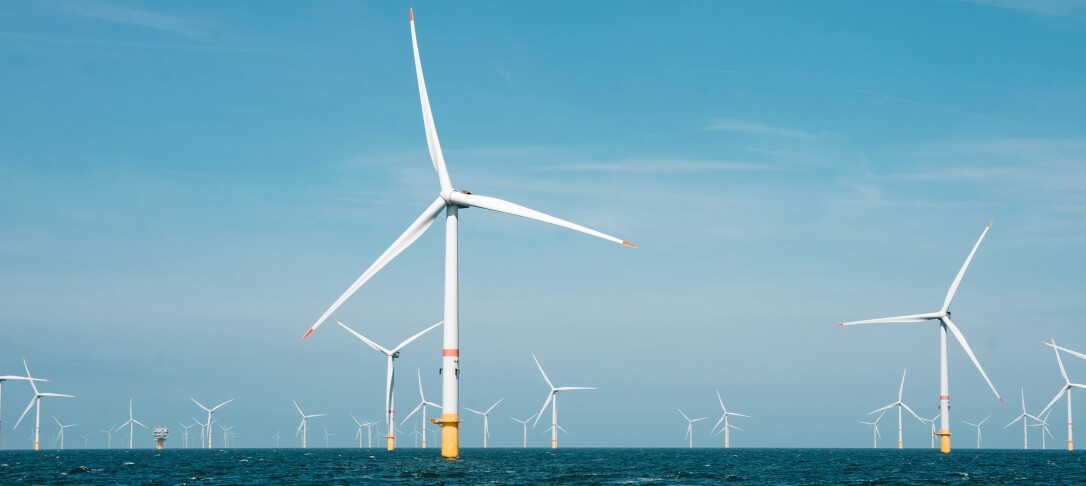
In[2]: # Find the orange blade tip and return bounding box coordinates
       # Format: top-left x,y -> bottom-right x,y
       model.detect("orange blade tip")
302,328 -> 314,340
409,8 -> 414,21
622,241 -> 637,248
999,397 -> 1004,405
987,220 -> 993,227
835,323 -> 844,327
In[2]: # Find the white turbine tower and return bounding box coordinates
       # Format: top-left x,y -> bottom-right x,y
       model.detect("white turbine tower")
531,353 -> 596,449
115,399 -> 147,449
14,359 -> 73,451
293,400 -> 323,449
191,398 -> 233,449
1004,388 -> 1038,449
1038,339 -> 1086,451
0,370 -> 46,449
273,430 -> 281,449
400,369 -> 442,449
510,414 -> 537,448
1029,411 -> 1055,449
100,426 -> 115,449
837,222 -> 1002,453
177,421 -> 196,449
858,411 -> 886,448
868,369 -> 925,449
336,319 -> 441,451
711,390 -> 750,448
678,409 -> 708,448
962,415 -> 989,449
53,416 -> 76,450
464,398 -> 503,448
920,413 -> 941,448
300,9 -> 636,460
352,416 -> 368,448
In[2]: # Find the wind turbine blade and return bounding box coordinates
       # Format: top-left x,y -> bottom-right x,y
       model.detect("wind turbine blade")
868,403 -> 897,415
1051,339 -> 1071,384
532,353 -> 554,389
447,192 -> 635,248
464,407 -> 483,415
210,399 -> 234,412
942,221 -> 991,313
134,420 -> 147,429
900,403 -> 925,423
293,399 -> 304,417
392,320 -> 444,353
557,425 -> 568,434
303,196 -> 445,339
22,359 -> 39,396
190,398 -> 211,412
712,415 -> 725,433
38,393 -> 74,398
874,425 -> 881,440
979,415 -> 990,425
401,403 -> 424,425
691,417 -> 708,422
730,412 -> 751,418
678,409 -> 691,421
554,387 -> 596,391
1038,387 -> 1067,418
898,369 -> 907,401
943,317 -> 1001,403
836,313 -> 939,326
716,390 -> 727,412
54,416 -> 61,427
532,392 -> 553,428
1004,415 -> 1024,429
409,9 -> 452,192
336,320 -> 392,355
486,398 -> 504,415
417,369 -> 426,402
1045,342 -> 1086,361
729,424 -> 743,432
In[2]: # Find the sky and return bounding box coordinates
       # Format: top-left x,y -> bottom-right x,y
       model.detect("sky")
2,0 -> 1086,450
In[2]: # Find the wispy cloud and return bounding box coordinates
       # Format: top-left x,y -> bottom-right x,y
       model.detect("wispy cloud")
958,0 -> 1086,16
844,87 -> 1021,126
61,0 -> 214,39
546,156 -> 768,174
701,119 -> 821,140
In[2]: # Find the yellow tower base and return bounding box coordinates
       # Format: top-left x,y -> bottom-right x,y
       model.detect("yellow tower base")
1068,440 -> 1074,451
551,438 -> 557,449
156,438 -> 164,450
433,414 -> 460,459
898,440 -> 903,449
387,434 -> 395,451
422,437 -> 427,449
938,429 -> 950,454
724,443 -> 730,449
34,440 -> 40,451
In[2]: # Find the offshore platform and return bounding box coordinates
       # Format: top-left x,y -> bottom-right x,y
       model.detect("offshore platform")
152,426 -> 170,449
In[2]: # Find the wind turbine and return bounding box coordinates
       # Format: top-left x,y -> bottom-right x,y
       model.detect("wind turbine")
192,417 -> 207,448
510,414 -> 536,448
53,416 -> 76,450
399,369 -> 441,449
711,390 -> 750,448
115,399 -> 147,449
0,370 -> 46,449
322,427 -> 334,448
1029,411 -> 1055,449
464,398 -> 503,448
300,9 -> 636,460
962,415 -> 989,449
920,413 -> 941,448
273,430 -> 281,449
531,353 -> 596,449
218,424 -> 234,448
361,419 -> 378,448
13,359 -> 74,451
868,369 -> 925,449
177,421 -> 195,449
678,409 -> 708,448
1038,339 -> 1085,451
191,397 -> 233,449
1004,388 -> 1038,449
80,433 -> 88,449
294,400 -> 324,449
101,426 -> 114,449
352,416 -> 368,448
336,319 -> 441,451
858,411 -> 886,448
836,222 -> 1002,453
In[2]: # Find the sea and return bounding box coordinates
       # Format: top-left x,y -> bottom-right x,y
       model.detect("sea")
1,448 -> 1083,484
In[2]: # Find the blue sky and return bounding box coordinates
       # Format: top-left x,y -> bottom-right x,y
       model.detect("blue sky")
2,0 -> 1085,449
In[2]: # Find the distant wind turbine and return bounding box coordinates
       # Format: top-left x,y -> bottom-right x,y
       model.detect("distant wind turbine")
920,413 -> 941,448
510,414 -> 537,448
1038,339 -> 1086,451
100,426 -> 115,449
53,416 -> 76,450
399,370 -> 441,449
1004,388 -> 1039,449
115,398 -> 147,449
678,409 -> 708,448
0,369 -> 46,449
858,411 -> 886,448
293,400 -> 323,449
336,319 -> 441,451
837,222 -> 1002,453
191,397 -> 233,449
531,353 -> 595,449
962,415 -> 989,449
13,359 -> 73,451
1029,411 -> 1055,449
464,398 -> 503,448
869,369 -> 925,449
711,390 -> 749,448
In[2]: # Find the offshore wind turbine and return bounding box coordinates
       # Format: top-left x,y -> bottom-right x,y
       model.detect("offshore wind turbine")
869,369 -> 925,449
178,421 -> 196,449
464,398 -> 503,448
1030,411 -> 1055,449
0,370 -> 46,449
920,413 -> 941,448
352,416 -> 367,448
101,426 -> 114,449
531,353 -> 596,449
53,416 -> 76,450
510,414 -> 536,448
962,415 -> 989,449
336,319 -> 441,451
400,369 -> 441,449
273,430 -> 281,449
711,390 -> 750,448
13,359 -> 73,451
1004,388 -> 1038,449
858,411 -> 886,448
678,409 -> 708,448
191,398 -> 233,449
836,222 -> 1002,453
300,9 -> 636,460
294,400 -> 324,449
1038,339 -> 1085,450
115,399 -> 148,449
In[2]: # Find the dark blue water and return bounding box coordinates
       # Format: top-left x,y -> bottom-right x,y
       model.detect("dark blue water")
2,448 -> 1083,484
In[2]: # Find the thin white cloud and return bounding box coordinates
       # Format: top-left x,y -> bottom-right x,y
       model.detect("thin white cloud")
61,0 -> 213,39
701,119 -> 820,140
958,0 -> 1086,16
845,87 -> 1021,126
547,156 -> 768,174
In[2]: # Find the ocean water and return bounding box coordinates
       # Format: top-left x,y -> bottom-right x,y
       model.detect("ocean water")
1,448 -> 1084,484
